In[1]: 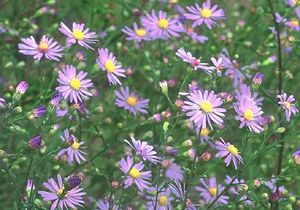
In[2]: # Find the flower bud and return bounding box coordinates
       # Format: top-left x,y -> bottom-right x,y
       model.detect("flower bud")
111,180 -> 120,189
50,92 -> 63,107
67,175 -> 83,189
159,80 -> 168,95
276,127 -> 285,133
14,106 -> 22,113
201,151 -> 212,161
28,105 -> 46,120
182,139 -> 193,147
253,179 -> 262,187
28,136 -> 43,149
16,81 -> 28,95
252,72 -> 264,86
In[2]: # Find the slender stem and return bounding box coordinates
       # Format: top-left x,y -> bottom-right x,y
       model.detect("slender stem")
267,1 -> 284,209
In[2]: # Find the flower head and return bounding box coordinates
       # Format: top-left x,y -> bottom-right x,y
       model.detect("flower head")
184,0 -> 225,29
146,186 -> 174,209
119,156 -> 151,191
122,22 -> 151,42
182,89 -> 226,130
96,48 -> 126,85
57,128 -> 86,164
115,86 -> 149,115
38,174 -> 86,210
18,35 -> 63,61
162,159 -> 184,181
28,105 -> 46,120
277,93 -> 298,121
59,22 -> 98,50
28,135 -> 43,149
56,65 -> 93,104
225,176 -> 252,206
124,137 -> 160,164
195,177 -> 229,206
215,138 -> 243,169
141,10 -> 183,40
176,48 -> 214,74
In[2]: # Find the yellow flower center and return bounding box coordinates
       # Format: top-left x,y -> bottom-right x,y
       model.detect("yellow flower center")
158,18 -> 169,29
200,128 -> 210,136
126,96 -> 138,106
38,41 -> 49,52
71,140 -> 80,150
135,28 -> 147,37
201,8 -> 212,19
56,185 -> 65,196
200,101 -> 213,113
104,60 -> 116,73
72,30 -> 84,40
284,101 -> 291,109
227,144 -> 239,155
158,195 -> 168,206
243,109 -> 254,121
290,20 -> 299,27
70,78 -> 81,90
208,187 -> 217,197
129,168 -> 141,179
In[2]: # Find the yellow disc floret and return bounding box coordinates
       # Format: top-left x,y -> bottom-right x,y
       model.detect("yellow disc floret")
201,8 -> 212,18
56,185 -> 65,196
70,78 -> 81,90
284,101 -> 291,109
208,187 -> 217,197
243,109 -> 254,121
129,168 -> 141,179
227,144 -> 239,155
200,101 -> 213,113
135,28 -> 147,37
104,60 -> 116,73
126,96 -> 138,106
158,195 -> 168,206
72,30 -> 84,40
71,140 -> 80,150
158,19 -> 169,29
38,41 -> 49,52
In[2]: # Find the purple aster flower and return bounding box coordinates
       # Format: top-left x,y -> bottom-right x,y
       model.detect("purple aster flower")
234,98 -> 264,133
295,7 -> 300,18
57,129 -> 86,164
28,135 -> 43,149
182,89 -> 226,130
141,10 -> 183,40
0,97 -> 6,108
97,199 -> 119,210
215,138 -> 243,169
16,80 -> 28,95
38,174 -> 86,210
235,84 -> 263,106
119,156 -> 151,191
265,177 -> 285,202
122,22 -> 151,42
285,19 -> 300,31
56,65 -> 93,104
293,148 -> 300,164
96,48 -> 126,85
59,22 -> 98,50
49,92 -> 63,107
124,136 -> 160,164
146,186 -> 174,210
114,86 -> 149,115
170,180 -> 197,210
225,176 -> 252,206
195,177 -> 229,206
184,0 -> 225,29
286,0 -> 297,7
28,105 -> 46,120
162,159 -> 184,181
176,48 -> 214,74
277,93 -> 299,121
56,101 -> 69,117
18,35 -> 63,61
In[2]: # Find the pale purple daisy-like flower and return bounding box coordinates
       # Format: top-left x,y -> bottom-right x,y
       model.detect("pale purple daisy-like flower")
195,177 -> 229,206
182,89 -> 226,130
176,48 -> 214,74
97,199 -> 119,210
146,186 -> 174,210
277,93 -> 299,121
124,136 -> 160,164
211,57 -> 224,77
293,148 -> 300,164
265,176 -> 286,198
234,98 -> 264,133
162,159 -> 184,181
235,84 -> 263,106
96,48 -> 126,85
38,174 -> 86,210
183,26 -> 208,43
286,0 -> 298,7
275,13 -> 300,31
122,22 -> 151,42
184,0 -> 225,29
59,22 -> 98,50
141,10 -> 183,40
119,156 -> 151,191
56,65 -> 93,104
170,180 -> 197,210
18,35 -> 63,61
215,138 -> 243,170
57,129 -> 86,164
225,176 -> 252,206
115,86 -> 149,115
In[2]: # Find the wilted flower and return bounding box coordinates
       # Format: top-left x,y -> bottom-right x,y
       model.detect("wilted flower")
28,105 -> 46,120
